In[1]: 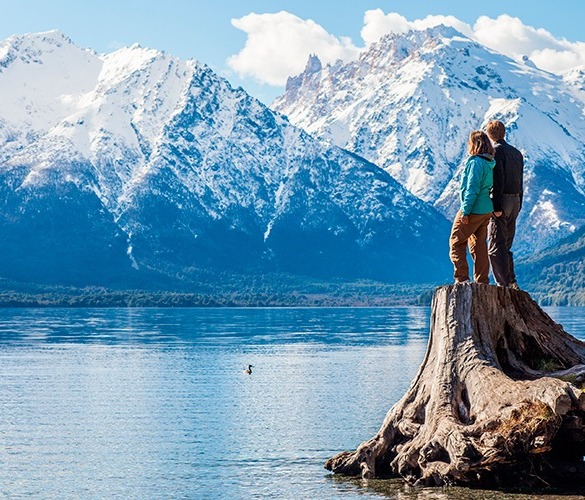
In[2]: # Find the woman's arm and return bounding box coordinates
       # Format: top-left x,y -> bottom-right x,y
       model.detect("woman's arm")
460,157 -> 481,216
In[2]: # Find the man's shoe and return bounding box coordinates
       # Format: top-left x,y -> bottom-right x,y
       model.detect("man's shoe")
508,282 -> 520,290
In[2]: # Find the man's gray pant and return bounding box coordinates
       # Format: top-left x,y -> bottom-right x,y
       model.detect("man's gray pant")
488,194 -> 521,286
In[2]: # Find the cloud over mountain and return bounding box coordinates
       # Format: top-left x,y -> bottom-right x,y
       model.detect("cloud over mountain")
228,10 -> 585,85
227,11 -> 359,86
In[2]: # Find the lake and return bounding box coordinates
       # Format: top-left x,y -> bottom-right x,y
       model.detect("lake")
0,306 -> 584,499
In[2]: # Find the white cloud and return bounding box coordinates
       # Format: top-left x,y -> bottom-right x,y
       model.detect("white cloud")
361,9 -> 473,45
228,10 -> 585,87
473,15 -> 564,55
227,11 -> 359,86
412,15 -> 473,37
472,14 -> 585,73
531,47 -> 585,73
360,10 -> 409,44
361,11 -> 585,74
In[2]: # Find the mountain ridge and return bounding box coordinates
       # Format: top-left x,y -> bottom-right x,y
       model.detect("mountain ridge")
0,30 -> 452,289
273,25 -> 585,256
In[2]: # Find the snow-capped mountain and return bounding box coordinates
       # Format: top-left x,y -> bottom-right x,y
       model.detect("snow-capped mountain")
0,31 -> 451,287
273,26 -> 585,255
563,66 -> 585,108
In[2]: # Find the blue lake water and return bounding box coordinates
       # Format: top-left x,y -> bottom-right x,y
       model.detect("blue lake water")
0,306 -> 584,499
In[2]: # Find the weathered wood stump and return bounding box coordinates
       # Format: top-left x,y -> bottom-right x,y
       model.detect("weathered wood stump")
326,283 -> 585,488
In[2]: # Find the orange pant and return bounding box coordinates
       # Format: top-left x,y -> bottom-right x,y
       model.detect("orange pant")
449,211 -> 492,284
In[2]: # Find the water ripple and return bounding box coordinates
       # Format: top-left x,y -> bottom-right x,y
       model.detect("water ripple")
0,306 -> 583,498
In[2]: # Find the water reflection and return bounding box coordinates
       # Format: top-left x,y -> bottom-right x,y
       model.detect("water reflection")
330,475 -> 585,499
0,307 -> 432,347
0,306 -> 583,498
545,307 -> 585,339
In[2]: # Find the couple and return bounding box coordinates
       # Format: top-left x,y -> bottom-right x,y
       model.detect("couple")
449,120 -> 524,287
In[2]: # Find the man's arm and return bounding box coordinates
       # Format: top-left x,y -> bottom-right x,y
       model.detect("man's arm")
491,146 -> 505,213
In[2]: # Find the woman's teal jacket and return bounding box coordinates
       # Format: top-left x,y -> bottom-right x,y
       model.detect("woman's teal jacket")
459,154 -> 495,215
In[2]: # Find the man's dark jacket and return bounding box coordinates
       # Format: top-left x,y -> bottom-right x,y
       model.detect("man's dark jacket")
491,139 -> 524,212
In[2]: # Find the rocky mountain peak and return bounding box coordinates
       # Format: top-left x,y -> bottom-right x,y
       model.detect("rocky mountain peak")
272,26 -> 585,255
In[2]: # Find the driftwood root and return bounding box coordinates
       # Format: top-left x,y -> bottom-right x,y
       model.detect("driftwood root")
326,284 -> 585,488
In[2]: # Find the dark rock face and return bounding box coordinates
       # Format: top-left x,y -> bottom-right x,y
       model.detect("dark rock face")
0,179 -> 132,286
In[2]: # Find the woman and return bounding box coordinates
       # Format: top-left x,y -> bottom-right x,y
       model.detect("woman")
449,130 -> 495,284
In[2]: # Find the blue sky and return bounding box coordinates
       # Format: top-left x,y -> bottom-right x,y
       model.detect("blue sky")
2,1 -> 585,103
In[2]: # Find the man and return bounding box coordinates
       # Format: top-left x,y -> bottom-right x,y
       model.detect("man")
486,120 -> 524,289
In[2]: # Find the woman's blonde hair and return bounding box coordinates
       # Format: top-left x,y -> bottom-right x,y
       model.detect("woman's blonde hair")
468,130 -> 495,157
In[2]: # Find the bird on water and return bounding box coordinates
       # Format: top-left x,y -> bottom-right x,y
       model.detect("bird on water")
243,364 -> 253,375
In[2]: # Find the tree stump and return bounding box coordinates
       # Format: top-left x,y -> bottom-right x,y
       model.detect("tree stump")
326,283 -> 585,488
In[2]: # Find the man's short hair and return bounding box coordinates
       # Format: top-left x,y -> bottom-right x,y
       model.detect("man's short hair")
486,120 -> 506,141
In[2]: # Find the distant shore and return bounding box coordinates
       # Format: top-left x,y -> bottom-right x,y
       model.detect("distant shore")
0,278 -> 581,308
0,283 -> 435,308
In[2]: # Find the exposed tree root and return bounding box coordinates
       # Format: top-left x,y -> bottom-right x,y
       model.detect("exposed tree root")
326,283 -> 585,487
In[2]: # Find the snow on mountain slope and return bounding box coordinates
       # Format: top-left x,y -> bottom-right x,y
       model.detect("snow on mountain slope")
0,31 -> 100,164
273,26 -> 585,255
0,31 -> 451,287
563,66 -> 585,113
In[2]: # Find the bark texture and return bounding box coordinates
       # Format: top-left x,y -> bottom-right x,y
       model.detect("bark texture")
326,283 -> 585,487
